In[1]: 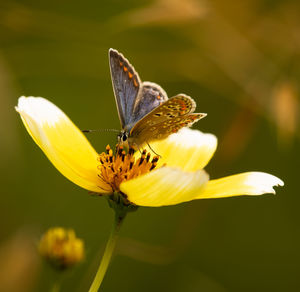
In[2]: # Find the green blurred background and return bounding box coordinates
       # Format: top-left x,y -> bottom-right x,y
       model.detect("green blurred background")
0,0 -> 298,291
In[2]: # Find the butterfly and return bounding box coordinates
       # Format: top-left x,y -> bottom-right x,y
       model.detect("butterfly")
109,48 -> 206,148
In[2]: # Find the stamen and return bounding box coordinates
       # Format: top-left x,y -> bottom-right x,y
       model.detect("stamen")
109,149 -> 113,163
121,150 -> 126,162
129,159 -> 134,170
139,153 -> 146,166
97,145 -> 160,194
152,156 -> 159,163
118,145 -> 124,156
150,162 -> 157,171
106,145 -> 111,154
146,153 -> 151,162
129,147 -> 135,156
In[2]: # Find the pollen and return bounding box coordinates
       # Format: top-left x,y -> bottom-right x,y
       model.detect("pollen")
97,145 -> 159,194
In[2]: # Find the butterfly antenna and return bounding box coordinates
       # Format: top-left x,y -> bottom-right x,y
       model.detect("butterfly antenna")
82,129 -> 119,133
147,142 -> 161,157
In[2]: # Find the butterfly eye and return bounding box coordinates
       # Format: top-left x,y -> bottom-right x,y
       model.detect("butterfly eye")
122,133 -> 128,142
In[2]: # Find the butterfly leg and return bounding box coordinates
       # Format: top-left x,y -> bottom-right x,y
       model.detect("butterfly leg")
137,145 -> 142,155
147,142 -> 161,157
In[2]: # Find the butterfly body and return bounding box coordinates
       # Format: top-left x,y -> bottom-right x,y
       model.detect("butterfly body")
109,48 -> 206,148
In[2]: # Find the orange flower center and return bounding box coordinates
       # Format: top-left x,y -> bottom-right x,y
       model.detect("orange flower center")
97,145 -> 159,195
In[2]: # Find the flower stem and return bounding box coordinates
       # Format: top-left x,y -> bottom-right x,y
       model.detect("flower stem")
88,210 -> 126,292
50,282 -> 60,292
49,271 -> 64,292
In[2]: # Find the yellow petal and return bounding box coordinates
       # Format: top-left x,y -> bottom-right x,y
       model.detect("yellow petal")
16,96 -> 109,193
120,167 -> 209,207
197,172 -> 284,199
148,128 -> 217,171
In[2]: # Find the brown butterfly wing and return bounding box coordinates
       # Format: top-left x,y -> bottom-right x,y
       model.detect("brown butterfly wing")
129,94 -> 206,145
130,113 -> 206,145
132,94 -> 196,127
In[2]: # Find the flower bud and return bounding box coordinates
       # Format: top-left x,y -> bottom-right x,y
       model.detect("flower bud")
38,227 -> 84,269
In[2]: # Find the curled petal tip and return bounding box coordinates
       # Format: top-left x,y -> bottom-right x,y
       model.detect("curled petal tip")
197,172 -> 284,200
245,172 -> 284,195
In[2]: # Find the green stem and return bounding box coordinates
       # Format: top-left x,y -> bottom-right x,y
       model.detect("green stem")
50,282 -> 60,292
49,265 -> 64,292
88,211 -> 126,292
50,271 -> 64,292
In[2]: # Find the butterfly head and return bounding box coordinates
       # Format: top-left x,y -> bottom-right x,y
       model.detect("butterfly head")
118,130 -> 130,148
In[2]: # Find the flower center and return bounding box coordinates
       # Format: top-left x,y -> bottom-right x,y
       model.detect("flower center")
98,145 -> 159,194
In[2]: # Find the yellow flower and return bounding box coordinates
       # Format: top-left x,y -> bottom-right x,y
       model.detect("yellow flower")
16,96 -> 283,207
39,227 -> 84,269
